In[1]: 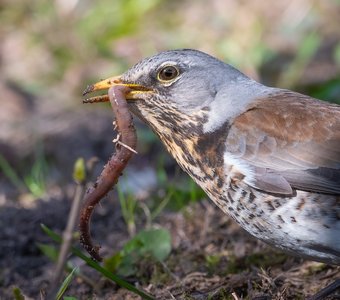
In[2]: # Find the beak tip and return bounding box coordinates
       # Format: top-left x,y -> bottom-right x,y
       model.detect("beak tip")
82,84 -> 94,96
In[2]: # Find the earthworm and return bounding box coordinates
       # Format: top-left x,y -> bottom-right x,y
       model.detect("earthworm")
79,85 -> 137,261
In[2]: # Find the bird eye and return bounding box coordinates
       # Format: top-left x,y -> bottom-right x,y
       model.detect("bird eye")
157,66 -> 179,82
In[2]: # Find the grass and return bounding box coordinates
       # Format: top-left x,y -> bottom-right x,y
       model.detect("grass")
38,153 -> 175,298
104,228 -> 171,277
41,224 -> 156,300
0,144 -> 48,198
154,157 -> 206,212
55,267 -> 78,300
36,155 -> 181,299
12,287 -> 25,300
118,187 -> 138,236
23,156 -> 47,198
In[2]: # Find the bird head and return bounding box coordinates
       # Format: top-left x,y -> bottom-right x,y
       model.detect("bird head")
83,49 -> 250,132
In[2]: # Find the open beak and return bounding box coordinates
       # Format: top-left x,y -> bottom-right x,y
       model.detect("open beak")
82,75 -> 153,104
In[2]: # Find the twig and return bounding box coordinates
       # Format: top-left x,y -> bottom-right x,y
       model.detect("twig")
116,140 -> 138,154
47,158 -> 98,299
306,278 -> 340,300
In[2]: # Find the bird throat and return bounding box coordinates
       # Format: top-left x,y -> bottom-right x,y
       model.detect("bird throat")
130,100 -> 230,195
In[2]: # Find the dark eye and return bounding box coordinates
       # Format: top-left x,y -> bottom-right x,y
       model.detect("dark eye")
157,66 -> 179,82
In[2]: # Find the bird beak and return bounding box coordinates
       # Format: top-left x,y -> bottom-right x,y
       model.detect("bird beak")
82,75 -> 153,103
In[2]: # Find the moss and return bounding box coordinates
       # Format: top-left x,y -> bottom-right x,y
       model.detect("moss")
149,261 -> 172,285
244,252 -> 288,268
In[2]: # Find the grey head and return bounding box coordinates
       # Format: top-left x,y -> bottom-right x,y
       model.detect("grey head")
120,49 -> 273,132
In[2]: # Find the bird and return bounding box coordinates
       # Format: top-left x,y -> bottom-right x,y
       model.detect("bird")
83,49 -> 340,296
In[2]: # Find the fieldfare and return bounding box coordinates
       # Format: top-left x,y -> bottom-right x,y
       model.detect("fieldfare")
83,49 -> 340,290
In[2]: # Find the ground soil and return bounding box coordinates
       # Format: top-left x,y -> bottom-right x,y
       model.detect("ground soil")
1,187 -> 339,299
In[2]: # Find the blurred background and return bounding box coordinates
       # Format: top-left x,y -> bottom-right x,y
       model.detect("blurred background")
0,0 -> 339,299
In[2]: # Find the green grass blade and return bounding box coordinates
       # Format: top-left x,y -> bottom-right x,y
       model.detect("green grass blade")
12,287 -> 25,300
56,267 -> 78,300
0,154 -> 25,191
40,224 -> 155,300
150,190 -> 172,221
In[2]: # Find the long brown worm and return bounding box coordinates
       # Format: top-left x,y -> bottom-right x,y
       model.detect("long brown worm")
79,85 -> 137,261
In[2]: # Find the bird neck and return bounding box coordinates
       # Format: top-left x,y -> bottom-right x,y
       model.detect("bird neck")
130,100 -> 230,191
149,108 -> 230,193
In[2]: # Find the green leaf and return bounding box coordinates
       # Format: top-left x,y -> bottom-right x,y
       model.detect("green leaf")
124,229 -> 171,261
40,224 -> 155,300
104,252 -> 124,273
72,158 -> 86,183
63,297 -> 78,300
105,228 -> 172,277
114,253 -> 138,277
37,243 -> 59,261
163,179 -> 205,212
23,143 -> 48,198
56,267 -> 78,300
12,287 -> 25,300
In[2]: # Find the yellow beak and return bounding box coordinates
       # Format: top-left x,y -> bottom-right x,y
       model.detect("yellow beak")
82,75 -> 153,103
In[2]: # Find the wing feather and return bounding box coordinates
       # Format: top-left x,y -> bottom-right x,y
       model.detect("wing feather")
226,90 -> 340,195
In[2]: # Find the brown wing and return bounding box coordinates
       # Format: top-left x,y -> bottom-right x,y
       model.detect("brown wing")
226,90 -> 340,195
